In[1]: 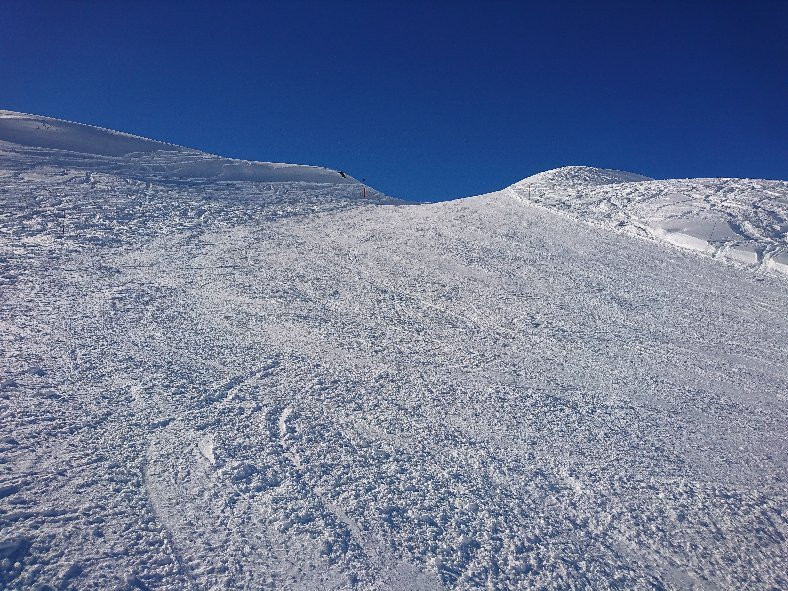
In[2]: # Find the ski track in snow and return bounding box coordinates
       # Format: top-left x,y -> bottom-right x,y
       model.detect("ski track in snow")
0,114 -> 787,590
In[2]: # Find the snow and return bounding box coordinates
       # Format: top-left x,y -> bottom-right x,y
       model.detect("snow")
1,112 -> 787,590
510,166 -> 788,275
0,109 -> 175,156
0,110 -> 361,185
515,165 -> 653,188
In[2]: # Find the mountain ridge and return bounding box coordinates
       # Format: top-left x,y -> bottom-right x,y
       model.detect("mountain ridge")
1,109 -> 786,276
0,109 -> 360,185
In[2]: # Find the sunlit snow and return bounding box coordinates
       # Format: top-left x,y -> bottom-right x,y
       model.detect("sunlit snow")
1,111 -> 786,590
511,166 -> 788,275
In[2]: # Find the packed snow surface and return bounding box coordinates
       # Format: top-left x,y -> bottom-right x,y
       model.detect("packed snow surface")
1,112 -> 787,590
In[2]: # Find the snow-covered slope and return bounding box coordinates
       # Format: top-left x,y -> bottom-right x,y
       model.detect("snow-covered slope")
515,165 -> 653,188
510,165 -> 788,274
1,114 -> 787,591
0,110 -> 361,185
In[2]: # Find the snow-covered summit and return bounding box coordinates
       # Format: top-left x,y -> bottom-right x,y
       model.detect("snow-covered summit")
0,109 -> 179,156
506,166 -> 788,275
0,109 -> 359,185
513,165 -> 652,189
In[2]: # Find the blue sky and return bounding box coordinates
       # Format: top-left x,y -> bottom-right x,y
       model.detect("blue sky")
2,1 -> 786,200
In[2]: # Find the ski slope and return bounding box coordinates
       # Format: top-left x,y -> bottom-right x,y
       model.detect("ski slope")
1,111 -> 787,590
510,166 -> 788,275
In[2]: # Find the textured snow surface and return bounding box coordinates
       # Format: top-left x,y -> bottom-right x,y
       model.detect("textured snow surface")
1,115 -> 787,590
511,166 -> 788,275
0,110 -> 360,185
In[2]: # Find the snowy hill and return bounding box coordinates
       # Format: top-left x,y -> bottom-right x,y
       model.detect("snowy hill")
0,110 -> 363,185
510,165 -> 788,275
1,113 -> 787,591
514,165 -> 653,188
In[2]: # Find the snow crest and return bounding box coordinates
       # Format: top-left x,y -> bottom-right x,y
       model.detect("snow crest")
510,168 -> 788,275
514,165 -> 652,189
0,109 -> 360,185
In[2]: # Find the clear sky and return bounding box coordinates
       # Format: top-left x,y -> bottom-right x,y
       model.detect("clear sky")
2,1 -> 786,200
